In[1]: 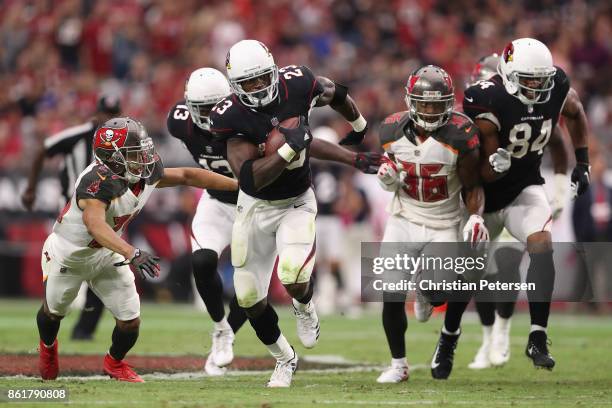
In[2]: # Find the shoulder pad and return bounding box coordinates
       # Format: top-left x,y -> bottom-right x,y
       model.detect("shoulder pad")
209,95 -> 242,141
166,100 -> 191,140
554,66 -> 570,101
379,111 -> 410,150
437,114 -> 480,156
76,164 -> 127,204
463,78 -> 505,130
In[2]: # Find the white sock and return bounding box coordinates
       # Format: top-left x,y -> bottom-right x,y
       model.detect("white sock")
495,312 -> 511,331
482,325 -> 493,342
391,357 -> 407,368
442,326 -> 461,336
266,334 -> 294,362
530,324 -> 547,334
213,316 -> 231,332
292,298 -> 311,312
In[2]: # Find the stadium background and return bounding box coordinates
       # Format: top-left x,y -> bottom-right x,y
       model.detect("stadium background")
0,0 -> 610,309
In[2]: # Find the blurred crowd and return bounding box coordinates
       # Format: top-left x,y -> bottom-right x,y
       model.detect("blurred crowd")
0,0 -> 611,307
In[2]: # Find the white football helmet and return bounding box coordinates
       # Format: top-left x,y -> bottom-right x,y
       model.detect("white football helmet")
497,38 -> 556,105
225,39 -> 279,108
185,68 -> 231,131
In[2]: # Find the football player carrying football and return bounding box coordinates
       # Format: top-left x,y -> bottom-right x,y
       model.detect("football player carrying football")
36,117 -> 237,382
439,38 -> 590,378
375,65 -> 488,383
466,54 -> 570,370
210,39 -> 380,387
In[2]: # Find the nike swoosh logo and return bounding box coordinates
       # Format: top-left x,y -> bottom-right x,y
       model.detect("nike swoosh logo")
465,96 -> 474,103
431,345 -> 440,368
294,203 -> 306,209
465,126 -> 472,133
97,172 -> 107,180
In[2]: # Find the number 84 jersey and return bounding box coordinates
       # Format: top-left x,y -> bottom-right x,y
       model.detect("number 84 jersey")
463,68 -> 570,212
379,111 -> 480,229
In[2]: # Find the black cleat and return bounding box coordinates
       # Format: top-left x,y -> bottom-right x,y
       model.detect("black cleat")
525,330 -> 555,370
431,331 -> 460,379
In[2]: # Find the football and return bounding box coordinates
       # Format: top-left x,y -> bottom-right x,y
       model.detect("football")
265,116 -> 301,157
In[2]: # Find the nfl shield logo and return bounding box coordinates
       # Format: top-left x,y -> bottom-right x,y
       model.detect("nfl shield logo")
415,150 -> 420,157
205,146 -> 213,154
271,117 -> 279,127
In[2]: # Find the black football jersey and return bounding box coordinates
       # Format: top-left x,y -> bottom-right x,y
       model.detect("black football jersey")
210,65 -> 325,200
463,67 -> 570,212
167,101 -> 238,204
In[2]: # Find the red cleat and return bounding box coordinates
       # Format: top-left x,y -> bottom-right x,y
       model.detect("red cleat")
38,339 -> 59,380
103,354 -> 144,383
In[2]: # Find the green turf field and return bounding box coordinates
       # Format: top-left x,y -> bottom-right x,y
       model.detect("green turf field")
1,299 -> 611,407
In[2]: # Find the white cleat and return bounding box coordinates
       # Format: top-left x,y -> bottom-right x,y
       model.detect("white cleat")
204,354 -> 227,376
489,317 -> 511,366
267,349 -> 298,388
376,365 -> 409,383
413,290 -> 433,322
468,338 -> 492,369
210,328 -> 235,367
293,300 -> 320,348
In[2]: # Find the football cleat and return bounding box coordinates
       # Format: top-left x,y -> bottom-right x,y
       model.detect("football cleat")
413,289 -> 433,322
293,299 -> 320,349
210,327 -> 235,367
267,348 -> 298,388
431,331 -> 460,379
376,364 -> 409,383
38,339 -> 59,380
103,354 -> 144,383
525,331 -> 555,370
204,354 -> 227,376
489,317 -> 511,366
468,337 -> 491,370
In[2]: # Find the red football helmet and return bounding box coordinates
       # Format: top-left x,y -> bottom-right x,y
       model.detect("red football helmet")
405,65 -> 455,132
93,117 -> 158,183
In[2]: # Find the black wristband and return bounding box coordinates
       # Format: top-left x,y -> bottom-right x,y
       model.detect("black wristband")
575,147 -> 589,165
239,159 -> 257,195
330,82 -> 348,107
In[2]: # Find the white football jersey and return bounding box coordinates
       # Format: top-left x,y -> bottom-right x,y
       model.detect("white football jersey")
48,161 -> 164,265
379,111 -> 479,229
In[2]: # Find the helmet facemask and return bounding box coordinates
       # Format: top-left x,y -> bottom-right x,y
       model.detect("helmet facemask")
185,100 -> 217,131
498,65 -> 556,105
96,138 -> 158,184
405,91 -> 454,132
230,66 -> 279,108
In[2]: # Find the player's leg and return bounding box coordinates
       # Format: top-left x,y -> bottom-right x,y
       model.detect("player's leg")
71,288 -> 105,340
232,193 -> 297,387
92,258 -> 143,382
275,189 -> 319,349
504,185 -> 556,369
38,240 -> 85,380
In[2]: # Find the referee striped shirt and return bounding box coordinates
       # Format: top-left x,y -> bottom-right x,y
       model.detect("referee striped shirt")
44,121 -> 97,201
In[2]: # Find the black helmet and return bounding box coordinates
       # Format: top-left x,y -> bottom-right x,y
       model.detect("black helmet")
405,65 -> 455,132
470,53 -> 499,84
93,117 -> 158,183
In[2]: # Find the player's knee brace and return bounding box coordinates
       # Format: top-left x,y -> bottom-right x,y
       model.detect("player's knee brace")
191,249 -> 219,282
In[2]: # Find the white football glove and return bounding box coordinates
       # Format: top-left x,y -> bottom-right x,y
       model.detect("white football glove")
377,158 -> 401,191
551,173 -> 569,220
463,214 -> 489,249
489,148 -> 512,173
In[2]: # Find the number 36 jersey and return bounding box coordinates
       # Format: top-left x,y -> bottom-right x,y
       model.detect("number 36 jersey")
463,68 -> 570,212
379,111 -> 480,229
166,101 -> 238,204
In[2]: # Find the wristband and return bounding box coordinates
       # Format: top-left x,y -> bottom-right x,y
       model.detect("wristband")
575,147 -> 589,165
350,115 -> 367,132
277,143 -> 297,162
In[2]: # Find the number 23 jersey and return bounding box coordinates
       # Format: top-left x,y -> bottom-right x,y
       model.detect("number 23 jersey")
463,68 -> 570,212
379,111 -> 480,229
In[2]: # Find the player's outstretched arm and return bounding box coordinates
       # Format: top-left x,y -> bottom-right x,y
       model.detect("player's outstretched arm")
22,142 -> 46,211
476,119 -> 509,182
562,88 -> 591,197
156,168 -> 238,190
315,76 -> 368,145
459,149 -> 489,245
80,198 -> 136,259
310,138 -> 382,173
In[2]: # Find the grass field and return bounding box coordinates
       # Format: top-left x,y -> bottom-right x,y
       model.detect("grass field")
0,299 -> 611,407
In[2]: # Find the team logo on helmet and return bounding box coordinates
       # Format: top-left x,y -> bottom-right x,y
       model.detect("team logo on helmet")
407,75 -> 420,93
103,129 -> 114,141
503,42 -> 514,62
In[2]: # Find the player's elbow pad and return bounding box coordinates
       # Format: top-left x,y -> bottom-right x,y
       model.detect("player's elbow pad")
239,160 -> 257,195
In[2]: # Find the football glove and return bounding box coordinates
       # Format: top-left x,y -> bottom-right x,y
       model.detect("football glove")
354,152 -> 382,174
489,148 -> 512,173
463,214 -> 489,249
278,116 -> 312,153
114,248 -> 160,280
551,173 -> 569,220
339,125 -> 368,146
570,162 -> 591,198
377,157 -> 401,191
